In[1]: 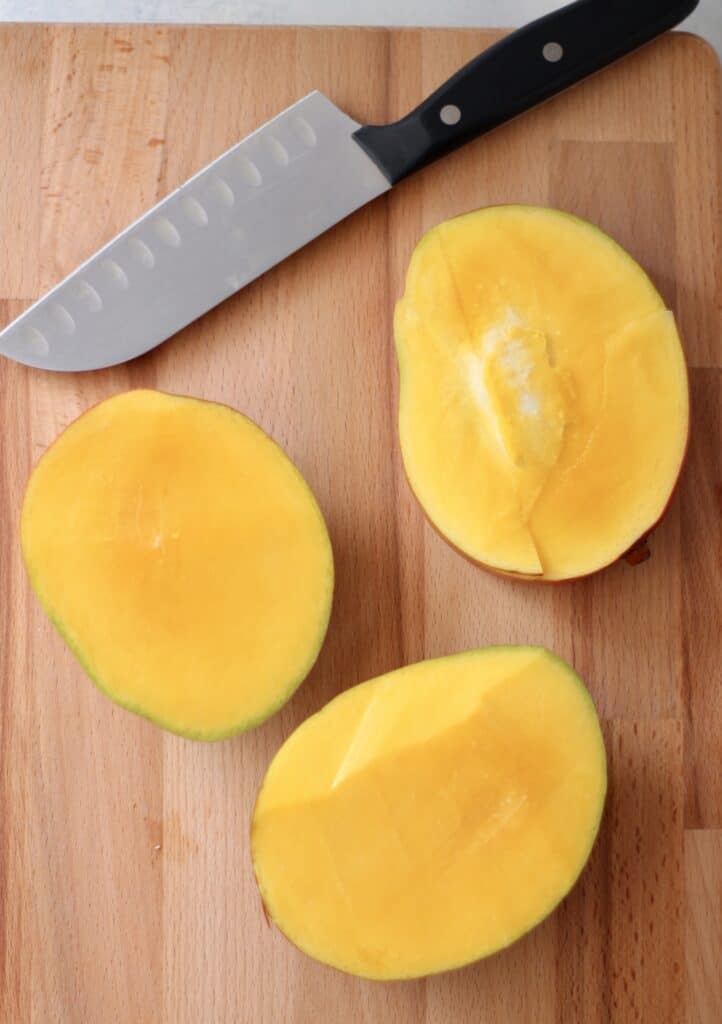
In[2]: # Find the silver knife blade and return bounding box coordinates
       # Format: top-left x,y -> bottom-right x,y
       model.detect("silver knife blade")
0,91 -> 390,372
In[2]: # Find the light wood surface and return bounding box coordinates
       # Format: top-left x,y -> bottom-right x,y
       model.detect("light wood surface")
0,24 -> 720,1024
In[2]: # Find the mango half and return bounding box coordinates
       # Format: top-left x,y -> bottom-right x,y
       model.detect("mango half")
252,646 -> 606,980
21,390 -> 333,739
395,206 -> 689,580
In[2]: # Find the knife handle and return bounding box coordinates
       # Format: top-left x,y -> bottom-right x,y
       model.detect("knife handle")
353,0 -> 699,184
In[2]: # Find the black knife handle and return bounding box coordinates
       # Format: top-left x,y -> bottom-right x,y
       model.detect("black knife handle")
353,0 -> 699,184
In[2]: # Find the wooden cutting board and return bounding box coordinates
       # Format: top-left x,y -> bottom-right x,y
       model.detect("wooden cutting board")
0,24 -> 720,1024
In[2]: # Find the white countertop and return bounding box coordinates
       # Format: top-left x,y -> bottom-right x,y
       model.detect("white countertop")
3,0 -> 721,59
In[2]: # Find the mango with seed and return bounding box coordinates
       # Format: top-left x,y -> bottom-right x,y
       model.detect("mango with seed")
394,205 -> 689,580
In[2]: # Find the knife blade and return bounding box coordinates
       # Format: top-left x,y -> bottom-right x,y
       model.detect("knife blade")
0,0 -> 698,372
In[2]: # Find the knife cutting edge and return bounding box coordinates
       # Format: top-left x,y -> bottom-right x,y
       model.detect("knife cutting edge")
0,0 -> 699,372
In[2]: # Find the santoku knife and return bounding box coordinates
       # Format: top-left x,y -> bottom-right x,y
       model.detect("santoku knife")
0,0 -> 698,371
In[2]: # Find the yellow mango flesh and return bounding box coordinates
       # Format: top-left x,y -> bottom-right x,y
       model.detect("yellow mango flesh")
395,206 -> 689,579
21,390 -> 333,739
252,647 -> 606,979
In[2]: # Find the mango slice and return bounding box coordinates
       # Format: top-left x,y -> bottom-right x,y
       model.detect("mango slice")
395,206 -> 689,580
21,390 -> 333,739
252,647 -> 606,979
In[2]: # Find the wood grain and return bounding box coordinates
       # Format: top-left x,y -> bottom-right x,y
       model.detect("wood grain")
686,830 -> 722,1022
0,24 -> 720,1024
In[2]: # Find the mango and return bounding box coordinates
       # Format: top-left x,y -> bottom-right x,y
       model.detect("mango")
394,206 -> 689,580
21,390 -> 333,739
252,646 -> 606,979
